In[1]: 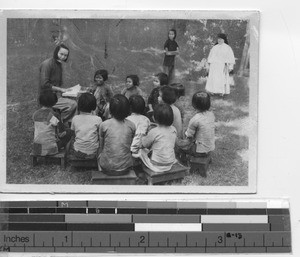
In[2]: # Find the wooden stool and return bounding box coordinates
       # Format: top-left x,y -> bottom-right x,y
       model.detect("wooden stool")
143,162 -> 189,185
189,154 -> 212,177
30,150 -> 67,169
69,155 -> 98,169
170,83 -> 185,97
91,170 -> 137,185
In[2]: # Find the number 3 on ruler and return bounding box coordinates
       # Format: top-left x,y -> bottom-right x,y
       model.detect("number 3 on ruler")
217,236 -> 223,244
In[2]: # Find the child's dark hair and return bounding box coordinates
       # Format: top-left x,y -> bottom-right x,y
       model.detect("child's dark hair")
169,28 -> 177,40
161,86 -> 177,105
155,72 -> 169,86
154,103 -> 173,126
129,95 -> 145,115
53,44 -> 69,62
126,75 -> 139,86
192,91 -> 211,112
94,69 -> 108,81
110,94 -> 130,120
78,93 -> 97,113
39,90 -> 58,107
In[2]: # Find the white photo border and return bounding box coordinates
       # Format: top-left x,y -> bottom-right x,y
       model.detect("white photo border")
0,10 -> 259,194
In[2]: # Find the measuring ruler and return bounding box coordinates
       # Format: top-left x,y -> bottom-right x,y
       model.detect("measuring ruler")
0,200 -> 291,253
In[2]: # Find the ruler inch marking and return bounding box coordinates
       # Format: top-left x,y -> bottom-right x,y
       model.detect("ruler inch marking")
0,200 -> 291,254
71,231 -> 73,247
185,233 -> 188,247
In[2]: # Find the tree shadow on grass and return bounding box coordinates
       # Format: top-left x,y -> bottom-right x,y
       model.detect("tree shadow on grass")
172,124 -> 248,187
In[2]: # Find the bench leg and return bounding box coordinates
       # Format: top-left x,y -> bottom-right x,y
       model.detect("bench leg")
32,156 -> 38,167
199,164 -> 207,178
147,178 -> 153,185
190,163 -> 207,178
61,157 -> 66,169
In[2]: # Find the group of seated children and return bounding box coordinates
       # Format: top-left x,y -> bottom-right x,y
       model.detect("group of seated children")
33,70 -> 215,176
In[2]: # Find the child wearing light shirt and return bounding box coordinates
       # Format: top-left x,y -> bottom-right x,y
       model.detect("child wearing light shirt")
71,93 -> 102,159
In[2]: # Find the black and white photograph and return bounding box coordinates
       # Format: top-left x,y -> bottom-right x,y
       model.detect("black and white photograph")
0,10 -> 259,193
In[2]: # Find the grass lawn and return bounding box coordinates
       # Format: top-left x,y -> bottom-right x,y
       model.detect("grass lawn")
6,50 -> 249,186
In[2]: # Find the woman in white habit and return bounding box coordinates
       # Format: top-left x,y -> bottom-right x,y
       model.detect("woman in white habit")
205,33 -> 235,96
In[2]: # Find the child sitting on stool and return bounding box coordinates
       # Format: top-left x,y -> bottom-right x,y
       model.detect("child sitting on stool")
97,94 -> 136,175
90,69 -> 113,120
71,93 -> 102,159
121,75 -> 144,100
127,95 -> 150,157
159,86 -> 183,139
137,103 -> 177,173
177,91 -> 215,161
32,90 -> 72,156
147,72 -> 168,121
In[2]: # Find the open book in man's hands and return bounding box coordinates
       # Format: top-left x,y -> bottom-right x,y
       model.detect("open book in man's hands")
62,84 -> 86,98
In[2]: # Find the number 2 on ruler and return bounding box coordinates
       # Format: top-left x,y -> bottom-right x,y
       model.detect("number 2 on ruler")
140,236 -> 145,244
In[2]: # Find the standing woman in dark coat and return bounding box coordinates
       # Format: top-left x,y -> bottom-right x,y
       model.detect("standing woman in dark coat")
39,44 -> 77,124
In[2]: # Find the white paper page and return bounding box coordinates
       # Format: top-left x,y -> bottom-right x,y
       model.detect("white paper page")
62,84 -> 81,97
